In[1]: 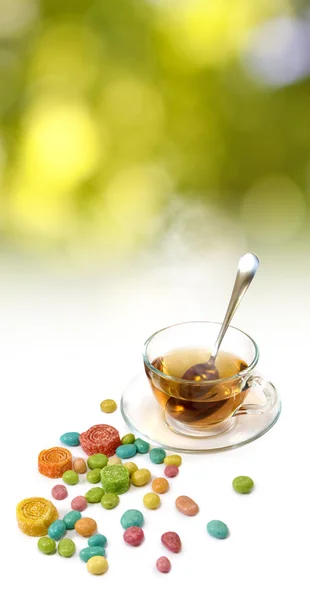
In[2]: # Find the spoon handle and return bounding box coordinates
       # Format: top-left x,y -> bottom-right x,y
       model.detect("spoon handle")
210,253 -> 260,360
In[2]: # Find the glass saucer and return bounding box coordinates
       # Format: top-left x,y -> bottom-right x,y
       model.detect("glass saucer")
120,373 -> 281,453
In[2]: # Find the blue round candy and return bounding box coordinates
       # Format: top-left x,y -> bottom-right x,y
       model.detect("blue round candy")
116,444 -> 137,459
150,447 -> 166,464
79,546 -> 106,562
88,534 -> 107,548
121,509 -> 144,529
207,520 -> 229,539
60,432 -> 80,447
134,438 -> 150,454
48,519 -> 66,540
63,510 -> 82,530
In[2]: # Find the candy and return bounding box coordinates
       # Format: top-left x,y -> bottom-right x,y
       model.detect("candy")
131,468 -> 151,487
58,538 -> 76,557
108,456 -> 122,465
100,465 -> 130,495
80,424 -> 121,457
38,537 -> 56,555
164,454 -> 182,467
16,497 -> 58,537
161,532 -> 181,553
122,433 -> 135,445
73,458 -> 87,474
87,556 -> 109,575
75,517 -> 97,537
63,510 -> 82,529
62,470 -> 79,485
123,462 -> 138,477
85,487 -> 105,503
51,485 -> 68,500
123,526 -> 144,546
150,448 -> 166,464
121,509 -> 144,529
143,493 -> 160,510
88,534 -> 107,548
134,438 -> 150,454
38,447 -> 72,479
48,519 -> 66,540
60,432 -> 80,447
175,496 -> 199,516
87,453 -> 108,470
152,478 -> 169,494
101,493 -> 119,510
80,546 -> 105,562
232,476 -> 254,494
116,444 -> 137,459
71,496 -> 87,511
100,399 -> 117,413
156,557 -> 171,573
86,468 -> 101,484
207,520 -> 229,539
164,465 -> 179,478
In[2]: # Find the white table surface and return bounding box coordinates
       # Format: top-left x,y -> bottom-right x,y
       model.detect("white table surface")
1,247 -> 308,599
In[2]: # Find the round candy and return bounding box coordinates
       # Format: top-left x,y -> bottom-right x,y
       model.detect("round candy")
86,468 -> 101,484
116,444 -> 137,460
123,526 -> 144,546
60,432 -> 80,447
88,534 -> 107,548
100,493 -> 119,510
150,448 -> 166,464
123,462 -> 138,477
232,476 -> 254,494
75,517 -> 97,537
51,485 -> 68,501
161,531 -> 181,553
16,497 -> 58,537
87,556 -> 109,575
156,556 -> 171,573
58,538 -> 76,557
152,478 -> 169,494
80,546 -> 105,562
63,510 -> 82,529
80,424 -> 121,457
134,438 -> 150,454
143,493 -> 160,510
85,487 -> 105,503
122,433 -> 135,445
108,456 -> 122,465
100,399 -> 117,413
207,520 -> 229,539
38,447 -> 72,479
131,468 -> 151,487
164,454 -> 182,467
175,496 -> 199,516
100,465 -> 130,495
38,537 -> 56,555
121,509 -> 144,529
164,465 -> 179,478
71,496 -> 87,511
48,519 -> 66,540
87,453 -> 108,470
62,470 -> 79,485
73,458 -> 87,474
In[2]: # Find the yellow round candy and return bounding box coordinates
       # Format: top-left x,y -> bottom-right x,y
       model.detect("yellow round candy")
108,456 -> 122,465
123,462 -> 138,477
87,556 -> 109,575
100,399 -> 117,413
143,492 -> 160,509
131,468 -> 151,487
16,497 -> 58,537
163,454 -> 182,467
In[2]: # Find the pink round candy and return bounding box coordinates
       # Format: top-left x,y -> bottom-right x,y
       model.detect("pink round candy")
164,465 -> 179,478
51,484 -> 68,500
156,556 -> 171,573
71,496 -> 87,511
123,526 -> 144,547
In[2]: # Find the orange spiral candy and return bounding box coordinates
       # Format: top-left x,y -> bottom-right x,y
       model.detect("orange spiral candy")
38,447 -> 72,478
16,497 -> 58,536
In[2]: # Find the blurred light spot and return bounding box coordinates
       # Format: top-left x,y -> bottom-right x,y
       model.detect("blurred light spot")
0,0 -> 38,38
243,17 -> 310,87
241,176 -> 306,243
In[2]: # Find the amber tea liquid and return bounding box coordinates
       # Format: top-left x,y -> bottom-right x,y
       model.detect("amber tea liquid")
145,347 -> 248,430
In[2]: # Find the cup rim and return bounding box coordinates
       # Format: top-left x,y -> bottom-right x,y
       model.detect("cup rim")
143,320 -> 259,385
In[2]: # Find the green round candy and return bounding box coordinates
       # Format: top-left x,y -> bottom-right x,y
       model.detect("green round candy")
38,537 -> 56,555
88,534 -> 107,548
207,520 -> 229,539
134,438 -> 150,454
87,468 -> 101,484
58,538 -> 76,557
101,493 -> 119,510
85,487 -> 105,503
122,433 -> 135,445
63,510 -> 82,529
62,470 -> 79,485
79,546 -> 105,562
232,476 -> 254,494
100,465 -> 130,495
150,447 -> 166,464
121,509 -> 144,529
87,453 -> 108,470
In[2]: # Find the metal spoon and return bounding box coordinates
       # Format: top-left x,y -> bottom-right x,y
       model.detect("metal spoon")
182,252 -> 260,383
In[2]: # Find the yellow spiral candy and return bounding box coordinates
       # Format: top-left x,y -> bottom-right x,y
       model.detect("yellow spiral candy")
16,497 -> 58,537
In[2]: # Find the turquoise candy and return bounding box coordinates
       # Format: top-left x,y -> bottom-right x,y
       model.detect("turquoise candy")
116,444 -> 137,459
134,438 -> 150,454
48,519 -> 66,540
207,520 -> 229,539
150,447 -> 166,464
63,510 -> 82,530
88,534 -> 107,548
60,432 -> 80,447
121,509 -> 144,529
79,546 -> 106,562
